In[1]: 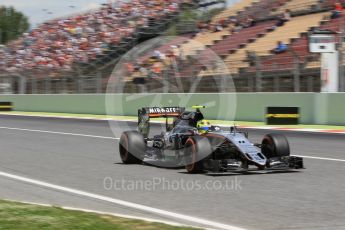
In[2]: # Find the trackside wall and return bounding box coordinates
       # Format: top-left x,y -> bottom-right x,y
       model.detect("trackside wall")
0,93 -> 344,125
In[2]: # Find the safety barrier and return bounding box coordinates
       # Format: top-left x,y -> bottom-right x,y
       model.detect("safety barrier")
0,93 -> 344,125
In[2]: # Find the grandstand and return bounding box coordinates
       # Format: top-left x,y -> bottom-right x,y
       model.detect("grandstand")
180,29 -> 231,56
274,0 -> 320,15
212,0 -> 256,22
174,20 -> 276,78
224,12 -> 328,74
0,1 -> 187,74
151,0 -> 345,93
243,14 -> 345,73
1,0 -> 345,93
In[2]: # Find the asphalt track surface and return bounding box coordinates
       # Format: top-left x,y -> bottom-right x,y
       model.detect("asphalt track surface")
0,115 -> 345,230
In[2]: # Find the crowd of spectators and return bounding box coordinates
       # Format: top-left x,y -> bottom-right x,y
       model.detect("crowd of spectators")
0,0 -> 184,75
126,0 -> 345,83
128,7 -> 284,81
195,15 -> 257,35
124,44 -> 185,81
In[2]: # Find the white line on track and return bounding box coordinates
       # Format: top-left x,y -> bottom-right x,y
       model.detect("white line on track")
0,171 -> 245,230
0,126 -> 119,140
294,155 -> 345,162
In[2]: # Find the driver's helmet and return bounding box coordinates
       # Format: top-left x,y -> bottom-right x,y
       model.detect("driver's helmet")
197,120 -> 211,134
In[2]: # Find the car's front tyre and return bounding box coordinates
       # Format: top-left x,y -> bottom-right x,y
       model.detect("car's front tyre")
184,136 -> 212,174
261,133 -> 290,158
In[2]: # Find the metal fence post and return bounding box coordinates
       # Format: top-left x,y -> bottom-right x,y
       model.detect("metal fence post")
288,49 -> 300,92
31,77 -> 37,94
274,76 -> 279,92
307,75 -> 314,92
220,73 -> 229,92
293,56 -> 300,92
254,53 -> 262,92
338,50 -> 343,92
339,28 -> 344,92
18,75 -> 26,94
45,76 -> 51,94
60,76 -> 67,94
163,70 -> 169,93
247,76 -> 254,92
11,76 -> 15,94
77,76 -> 83,94
96,72 -> 102,94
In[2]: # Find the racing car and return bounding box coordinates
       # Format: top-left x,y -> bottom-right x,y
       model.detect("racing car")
119,106 -> 304,174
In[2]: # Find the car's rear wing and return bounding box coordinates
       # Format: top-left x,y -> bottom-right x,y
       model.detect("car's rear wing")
138,107 -> 185,118
138,107 -> 185,137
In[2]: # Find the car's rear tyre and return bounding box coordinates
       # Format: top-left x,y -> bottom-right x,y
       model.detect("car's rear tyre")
119,131 -> 145,164
184,136 -> 212,174
261,133 -> 290,158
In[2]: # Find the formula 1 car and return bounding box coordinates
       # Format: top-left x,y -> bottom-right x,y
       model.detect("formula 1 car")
119,106 -> 304,174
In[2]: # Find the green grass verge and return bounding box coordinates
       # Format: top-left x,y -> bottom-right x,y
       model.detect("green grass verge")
0,200 -> 199,230
0,111 -> 345,130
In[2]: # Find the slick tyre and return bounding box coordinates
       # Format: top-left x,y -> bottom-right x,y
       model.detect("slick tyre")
261,133 -> 290,158
184,136 -> 212,174
119,131 -> 145,164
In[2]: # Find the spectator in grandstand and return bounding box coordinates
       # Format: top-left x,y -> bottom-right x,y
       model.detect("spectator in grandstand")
228,16 -> 237,24
171,45 -> 180,59
232,22 -> 243,33
283,9 -> 291,21
218,18 -> 227,28
242,16 -> 256,28
153,49 -> 167,62
179,47 -> 186,61
214,23 -> 223,32
276,9 -> 291,27
151,61 -> 163,77
273,41 -> 288,54
331,2 -> 343,19
139,65 -> 148,78
197,21 -> 208,33
246,51 -> 257,66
